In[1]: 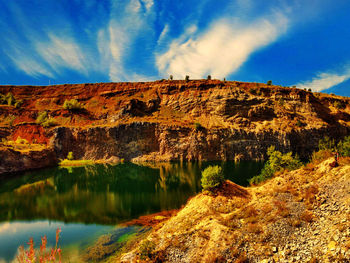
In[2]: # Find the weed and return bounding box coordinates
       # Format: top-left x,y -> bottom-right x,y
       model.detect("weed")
17,228 -> 62,263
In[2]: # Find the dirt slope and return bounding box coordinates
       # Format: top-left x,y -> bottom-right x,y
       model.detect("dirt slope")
120,158 -> 350,262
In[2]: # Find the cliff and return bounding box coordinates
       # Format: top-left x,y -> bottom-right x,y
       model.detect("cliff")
1,80 -> 350,173
120,158 -> 350,262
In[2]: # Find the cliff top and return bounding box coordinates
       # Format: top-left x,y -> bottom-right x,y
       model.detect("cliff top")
1,80 -> 349,135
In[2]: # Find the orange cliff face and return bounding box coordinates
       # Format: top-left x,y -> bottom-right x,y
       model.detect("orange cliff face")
0,80 -> 350,173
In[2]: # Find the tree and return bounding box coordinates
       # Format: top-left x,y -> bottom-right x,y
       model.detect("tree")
249,146 -> 302,185
185,75 -> 190,81
337,136 -> 350,157
169,75 -> 173,80
207,75 -> 211,80
267,80 -> 272,85
201,165 -> 224,190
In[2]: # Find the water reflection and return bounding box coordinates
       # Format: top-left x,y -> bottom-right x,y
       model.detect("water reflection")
0,161 -> 263,225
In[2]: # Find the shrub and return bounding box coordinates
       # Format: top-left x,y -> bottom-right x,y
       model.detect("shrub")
337,136 -> 350,157
249,88 -> 257,95
185,75 -> 190,81
36,111 -> 56,128
169,75 -> 173,80
318,136 -> 335,151
207,75 -> 211,80
296,119 -> 303,127
15,136 -> 28,144
201,165 -> 224,190
308,88 -> 312,92
63,99 -> 83,111
267,80 -> 272,85
334,100 -> 346,109
67,152 -> 74,160
36,111 -> 48,124
139,240 -> 156,260
311,149 -> 333,163
194,122 -> 202,131
278,98 -> 285,106
14,99 -> 23,108
5,92 -> 15,106
249,146 -> 302,185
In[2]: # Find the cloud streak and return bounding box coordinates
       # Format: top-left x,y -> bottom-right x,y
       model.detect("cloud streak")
156,13 -> 288,79
36,33 -> 87,75
295,68 -> 350,92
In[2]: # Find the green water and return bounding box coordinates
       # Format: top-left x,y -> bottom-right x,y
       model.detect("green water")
0,161 -> 263,262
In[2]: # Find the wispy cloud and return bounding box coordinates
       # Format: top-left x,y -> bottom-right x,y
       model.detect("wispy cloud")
156,13 -> 288,79
6,39 -> 55,78
295,68 -> 350,92
100,0 -> 156,81
36,33 -> 87,75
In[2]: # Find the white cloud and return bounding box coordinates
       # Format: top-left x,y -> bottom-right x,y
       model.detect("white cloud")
295,70 -> 350,92
6,40 -> 55,78
98,0 -> 156,81
156,13 -> 288,79
36,33 -> 86,74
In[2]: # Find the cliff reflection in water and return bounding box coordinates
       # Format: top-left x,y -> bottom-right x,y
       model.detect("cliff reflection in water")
0,161 -> 263,225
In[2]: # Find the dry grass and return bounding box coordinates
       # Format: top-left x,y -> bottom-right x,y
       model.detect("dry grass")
246,223 -> 263,234
273,200 -> 290,218
303,184 -> 319,206
300,210 -> 314,222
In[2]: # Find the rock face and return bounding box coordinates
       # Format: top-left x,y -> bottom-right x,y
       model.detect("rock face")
0,147 -> 57,175
0,80 -> 350,168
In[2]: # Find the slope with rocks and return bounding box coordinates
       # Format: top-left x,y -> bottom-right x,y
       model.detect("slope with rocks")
120,157 -> 350,263
0,80 -> 350,174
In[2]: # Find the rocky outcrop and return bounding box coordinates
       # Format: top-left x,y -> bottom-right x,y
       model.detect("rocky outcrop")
0,147 -> 57,175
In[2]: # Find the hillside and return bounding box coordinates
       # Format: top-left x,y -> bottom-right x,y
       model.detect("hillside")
1,80 -> 350,174
119,158 -> 350,262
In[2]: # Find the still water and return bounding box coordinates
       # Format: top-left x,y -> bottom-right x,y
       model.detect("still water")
0,161 -> 263,262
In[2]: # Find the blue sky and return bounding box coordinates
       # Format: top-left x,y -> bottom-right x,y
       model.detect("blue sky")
0,0 -> 350,96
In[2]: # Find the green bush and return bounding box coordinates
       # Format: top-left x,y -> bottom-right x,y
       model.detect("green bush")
267,80 -> 272,85
0,92 -> 22,107
201,165 -> 224,190
337,136 -> 350,157
67,152 -> 74,160
63,99 -> 83,111
36,111 -> 48,124
35,111 -> 56,128
249,146 -> 302,185
318,136 -> 335,151
169,75 -> 173,80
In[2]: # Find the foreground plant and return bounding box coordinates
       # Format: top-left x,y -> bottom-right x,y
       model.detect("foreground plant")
17,228 -> 62,263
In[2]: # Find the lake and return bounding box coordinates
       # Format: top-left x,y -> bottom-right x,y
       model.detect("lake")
0,161 -> 263,262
